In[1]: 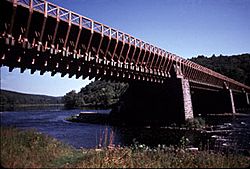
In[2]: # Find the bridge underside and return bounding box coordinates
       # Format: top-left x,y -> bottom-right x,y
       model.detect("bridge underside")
111,79 -> 188,126
0,0 -> 167,83
110,78 -> 250,126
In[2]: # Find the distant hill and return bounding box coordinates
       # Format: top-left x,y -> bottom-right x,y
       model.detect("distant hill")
0,89 -> 62,111
189,53 -> 250,86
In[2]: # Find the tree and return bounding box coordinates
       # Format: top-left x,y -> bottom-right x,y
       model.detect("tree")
63,90 -> 77,109
62,80 -> 128,109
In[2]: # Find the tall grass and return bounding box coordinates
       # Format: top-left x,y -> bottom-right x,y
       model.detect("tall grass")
1,127 -> 249,168
72,146 -> 250,168
0,127 -> 80,168
97,127 -> 115,148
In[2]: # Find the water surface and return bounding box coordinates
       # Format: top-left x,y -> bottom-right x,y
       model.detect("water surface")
1,109 -> 250,153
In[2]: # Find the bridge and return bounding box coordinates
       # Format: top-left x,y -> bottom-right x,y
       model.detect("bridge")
1,0 -> 250,125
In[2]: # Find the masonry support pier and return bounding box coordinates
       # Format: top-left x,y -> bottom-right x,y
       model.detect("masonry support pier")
247,93 -> 250,105
226,89 -> 236,114
180,78 -> 194,120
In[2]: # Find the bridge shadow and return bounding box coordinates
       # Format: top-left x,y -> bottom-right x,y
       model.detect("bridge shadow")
110,80 -> 186,126
109,80 -> 250,127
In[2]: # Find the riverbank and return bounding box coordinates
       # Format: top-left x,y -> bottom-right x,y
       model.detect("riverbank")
1,127 -> 249,168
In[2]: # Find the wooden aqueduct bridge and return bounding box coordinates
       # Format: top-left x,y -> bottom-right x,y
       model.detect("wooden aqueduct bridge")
1,0 -> 250,124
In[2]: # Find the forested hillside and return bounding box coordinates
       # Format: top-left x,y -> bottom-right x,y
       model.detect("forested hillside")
0,90 -> 62,111
189,53 -> 250,86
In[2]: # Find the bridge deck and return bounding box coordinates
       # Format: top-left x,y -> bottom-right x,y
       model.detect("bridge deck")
0,0 -> 249,93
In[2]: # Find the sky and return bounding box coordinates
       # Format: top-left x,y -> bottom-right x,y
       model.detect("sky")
1,0 -> 250,96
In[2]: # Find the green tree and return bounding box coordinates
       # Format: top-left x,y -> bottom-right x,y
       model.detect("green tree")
63,90 -> 77,109
62,80 -> 128,109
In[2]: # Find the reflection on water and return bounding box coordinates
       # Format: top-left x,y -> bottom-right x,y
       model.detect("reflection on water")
1,109 -> 250,153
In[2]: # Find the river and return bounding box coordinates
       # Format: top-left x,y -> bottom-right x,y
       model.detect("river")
1,109 -> 114,148
1,108 -> 250,154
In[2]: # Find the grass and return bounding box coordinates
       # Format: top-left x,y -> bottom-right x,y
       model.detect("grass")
0,127 -> 80,168
1,127 -> 249,168
73,146 -> 250,168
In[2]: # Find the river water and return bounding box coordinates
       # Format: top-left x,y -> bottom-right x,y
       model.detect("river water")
1,108 -> 250,153
1,109 -> 114,148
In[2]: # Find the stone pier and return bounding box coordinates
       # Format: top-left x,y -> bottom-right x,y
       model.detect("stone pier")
247,93 -> 250,105
225,89 -> 236,114
181,78 -> 194,120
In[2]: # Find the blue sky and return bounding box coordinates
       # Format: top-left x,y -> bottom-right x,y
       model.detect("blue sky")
1,0 -> 250,96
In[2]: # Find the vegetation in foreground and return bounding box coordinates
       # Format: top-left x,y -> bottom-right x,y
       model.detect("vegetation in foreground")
1,127 -> 249,168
